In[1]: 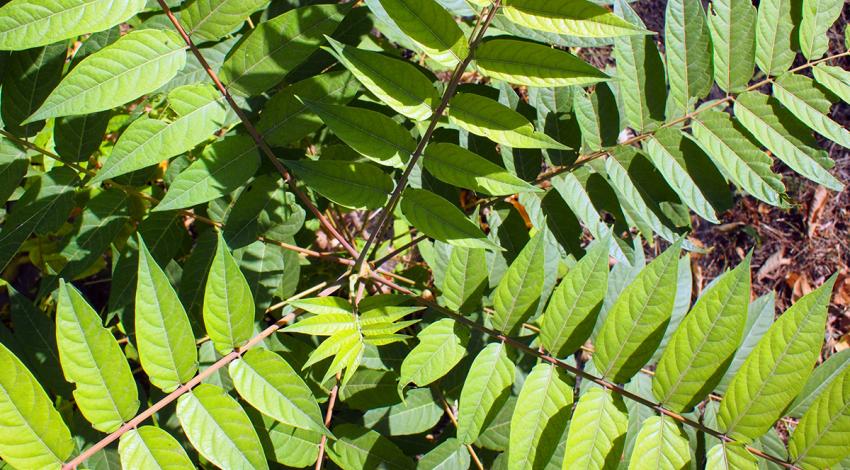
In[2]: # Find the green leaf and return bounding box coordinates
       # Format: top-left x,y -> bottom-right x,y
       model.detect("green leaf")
627,416 -> 691,470
644,128 -> 719,223
0,0 -> 145,50
379,0 -> 468,66
0,166 -> 78,273
652,256 -> 751,412
203,232 -> 254,354
400,188 -> 496,250
492,231 -> 547,335
475,38 -> 609,88
441,245 -> 488,313
789,361 -> 850,469
176,383 -> 269,470
772,73 -> 850,149
664,0 -> 713,116
707,0 -> 757,92
220,3 -> 349,95
156,135 -> 260,211
572,83 -> 620,151
256,413 -> 321,468
303,99 -> 415,168
788,349 -> 850,418
613,0 -> 666,131
540,237 -> 609,358
290,297 -> 353,316
0,342 -> 73,469
562,387 -> 629,470
1,42 -> 66,136
399,318 -> 469,389
509,363 -> 573,470
325,36 -> 437,120
456,342 -> 515,445
424,142 -> 540,196
502,0 -> 648,37
691,108 -> 786,206
56,281 -> 139,432
285,159 -> 392,209
229,349 -> 328,435
55,111 -> 111,162
94,84 -> 228,181
26,30 -> 186,122
0,138 -> 28,206
181,0 -> 269,43
734,91 -> 842,191
755,0 -> 797,76
362,387 -> 443,436
716,294 -> 776,394
258,71 -> 359,147
798,0 -> 844,60
417,438 -> 470,470
118,426 -> 194,470
327,424 -> 415,470
812,64 -> 850,103
593,241 -> 682,383
718,276 -> 836,442
448,92 -> 568,150
136,235 -> 199,392
706,443 -> 758,470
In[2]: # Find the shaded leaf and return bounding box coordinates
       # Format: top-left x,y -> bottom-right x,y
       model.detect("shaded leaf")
285,159 -> 392,209
772,73 -> 850,149
424,142 -> 539,196
456,342 -> 515,445
491,231 -> 547,335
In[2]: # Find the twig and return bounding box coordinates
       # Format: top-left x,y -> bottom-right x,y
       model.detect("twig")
432,386 -> 485,470
315,373 -> 342,470
373,234 -> 428,268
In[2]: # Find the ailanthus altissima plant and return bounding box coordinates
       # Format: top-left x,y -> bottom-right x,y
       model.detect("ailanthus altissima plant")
0,0 -> 849,468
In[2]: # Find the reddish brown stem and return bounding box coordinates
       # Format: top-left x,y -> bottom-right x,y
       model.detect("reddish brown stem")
315,373 -> 342,470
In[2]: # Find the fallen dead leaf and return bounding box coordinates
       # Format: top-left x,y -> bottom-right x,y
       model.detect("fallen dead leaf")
807,186 -> 830,238
756,248 -> 791,281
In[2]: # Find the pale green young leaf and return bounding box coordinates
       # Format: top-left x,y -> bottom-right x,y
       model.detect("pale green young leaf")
0,0 -> 145,50
540,237 -> 609,358
594,241 -> 682,383
327,424 -> 415,470
325,36 -> 437,120
502,0 -> 648,37
705,443 -> 757,470
203,232 -> 254,354
492,231 -> 547,335
399,319 -> 469,389
304,99 -> 415,168
118,426 -> 194,470
0,342 -> 73,470
755,0 -> 797,76
509,363 -> 573,470
285,159 -> 392,210
475,38 -> 609,88
707,0 -> 757,92
734,91 -> 842,191
789,363 -> 850,469
258,71 -> 360,147
441,245 -> 488,313
181,0 -> 269,43
772,73 -> 850,149
283,313 -> 355,336
156,135 -> 260,211
379,0 -> 468,66
230,349 -> 328,435
691,108 -> 786,206
290,297 -> 353,316
562,387 -> 628,470
400,188 -> 497,250
136,235 -> 199,392
788,349 -> 850,418
652,256 -> 751,412
628,416 -> 690,470
448,92 -> 569,150
719,276 -> 836,441
417,438 -> 470,470
798,0 -> 843,60
176,383 -> 269,470
220,3 -> 349,95
644,129 -> 719,223
424,142 -> 540,196
456,342 -> 515,445
57,281 -> 139,432
664,0 -> 713,116
812,64 -> 850,103
26,30 -> 186,122
94,84 -> 228,182
614,0 -> 666,132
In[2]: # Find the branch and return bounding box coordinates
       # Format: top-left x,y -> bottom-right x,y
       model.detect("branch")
315,373 -> 342,470
368,273 -> 800,470
155,0 -> 360,259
